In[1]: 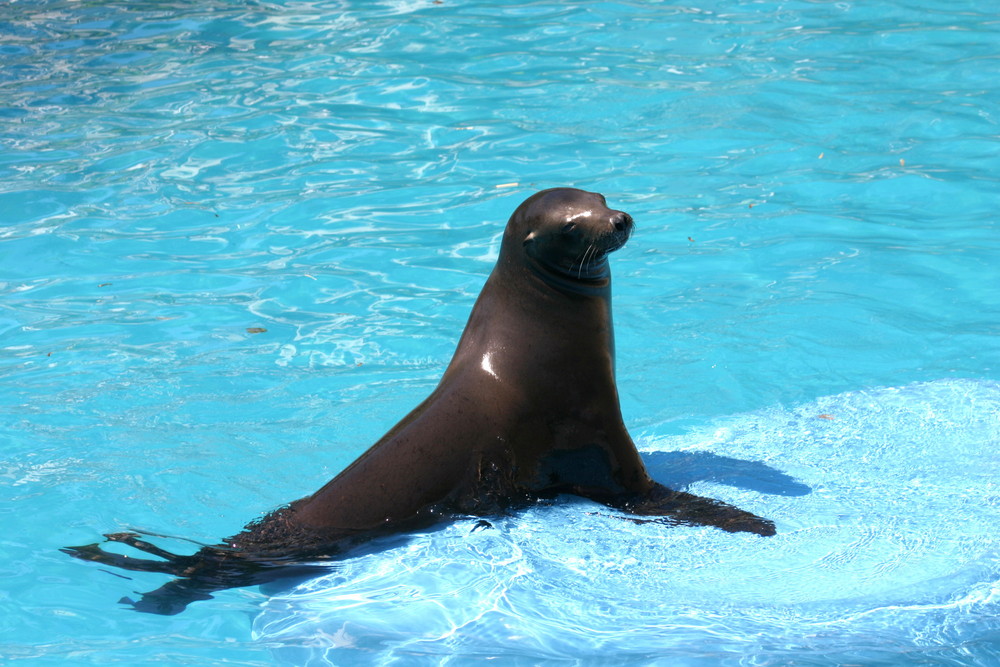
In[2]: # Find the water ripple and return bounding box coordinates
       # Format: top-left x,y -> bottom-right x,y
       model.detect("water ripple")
2,0 -> 999,664
256,380 -> 1000,665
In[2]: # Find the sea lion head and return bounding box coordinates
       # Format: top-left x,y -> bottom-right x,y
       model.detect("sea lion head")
502,188 -> 633,284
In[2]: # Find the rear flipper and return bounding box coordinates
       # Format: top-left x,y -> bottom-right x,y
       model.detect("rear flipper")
120,559 -> 334,615
62,530 -> 336,615
613,483 -> 776,536
60,532 -> 199,576
60,533 -> 221,615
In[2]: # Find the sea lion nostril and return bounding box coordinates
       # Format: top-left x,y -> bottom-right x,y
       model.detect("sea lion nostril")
612,212 -> 632,232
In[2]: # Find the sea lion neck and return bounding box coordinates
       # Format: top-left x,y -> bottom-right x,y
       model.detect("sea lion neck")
496,242 -> 613,299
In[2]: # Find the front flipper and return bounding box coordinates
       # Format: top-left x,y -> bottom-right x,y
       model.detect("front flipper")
612,483 -> 776,536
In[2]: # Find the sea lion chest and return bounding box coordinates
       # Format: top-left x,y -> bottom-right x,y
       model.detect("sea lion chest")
444,271 -> 629,495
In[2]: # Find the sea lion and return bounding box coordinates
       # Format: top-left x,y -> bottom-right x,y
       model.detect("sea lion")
63,188 -> 774,615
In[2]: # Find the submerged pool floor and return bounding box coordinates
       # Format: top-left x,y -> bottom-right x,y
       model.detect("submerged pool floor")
255,380 -> 1000,665
2,1 -> 999,665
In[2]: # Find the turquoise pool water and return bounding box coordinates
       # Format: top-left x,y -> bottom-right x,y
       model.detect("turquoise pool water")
2,0 -> 999,664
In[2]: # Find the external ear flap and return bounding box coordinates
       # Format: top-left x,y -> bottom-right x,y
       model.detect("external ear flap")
523,231 -> 536,245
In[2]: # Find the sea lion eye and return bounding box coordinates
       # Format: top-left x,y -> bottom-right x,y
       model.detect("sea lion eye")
562,222 -> 577,233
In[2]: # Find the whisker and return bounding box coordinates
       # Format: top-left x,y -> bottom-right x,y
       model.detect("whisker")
571,246 -> 587,278
577,244 -> 596,279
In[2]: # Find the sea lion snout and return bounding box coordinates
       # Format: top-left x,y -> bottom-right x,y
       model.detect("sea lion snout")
602,210 -> 633,254
611,211 -> 632,233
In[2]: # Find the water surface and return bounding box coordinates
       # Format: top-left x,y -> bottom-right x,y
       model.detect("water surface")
1,1 -> 998,664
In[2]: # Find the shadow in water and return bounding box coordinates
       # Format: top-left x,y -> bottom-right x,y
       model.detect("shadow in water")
644,451 -> 812,497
